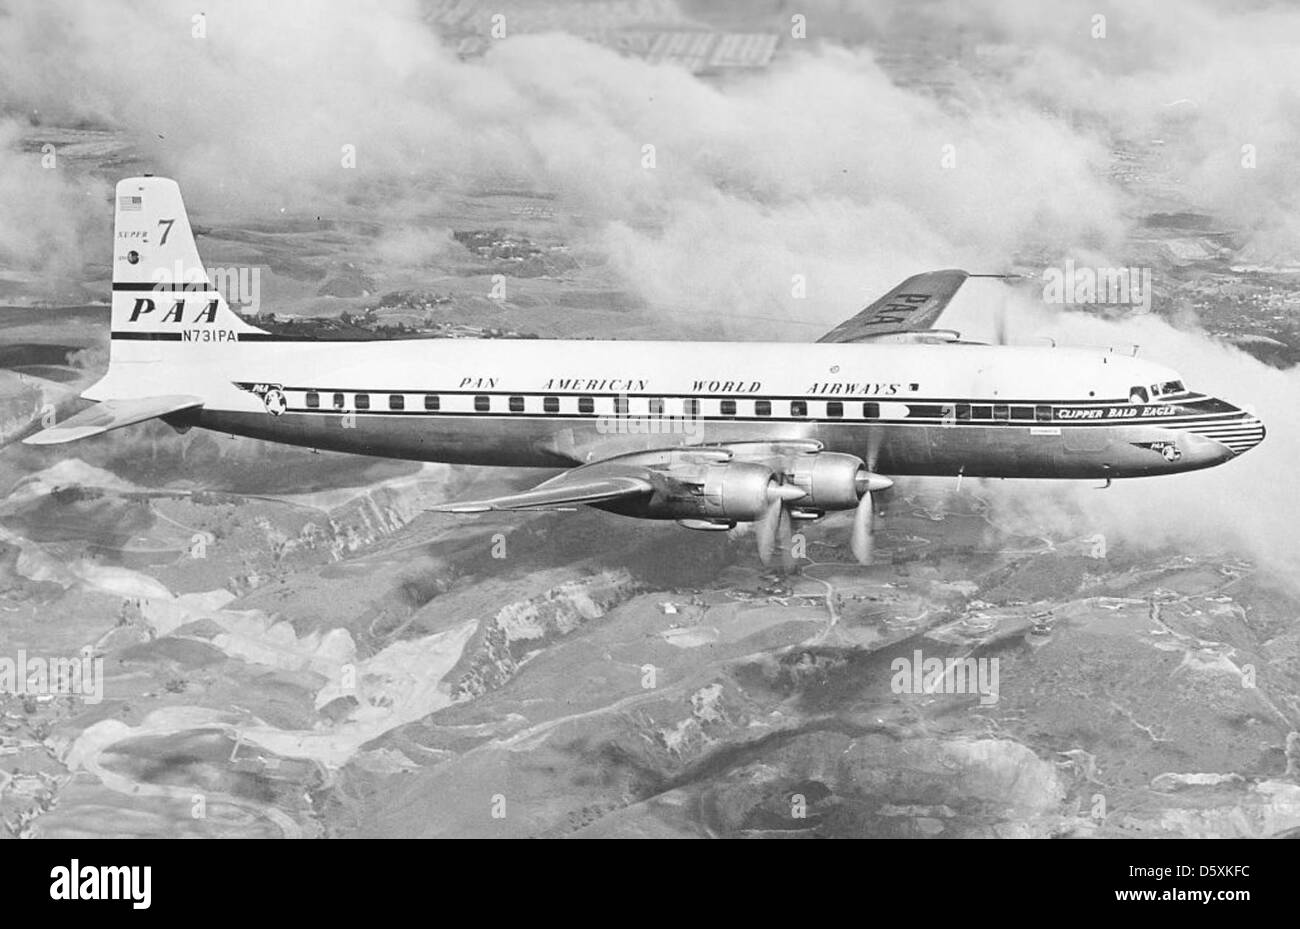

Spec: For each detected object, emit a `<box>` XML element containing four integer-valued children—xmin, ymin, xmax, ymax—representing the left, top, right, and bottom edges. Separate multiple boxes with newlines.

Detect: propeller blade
<box><xmin>849</xmin><ymin>469</ymin><xmax>892</xmax><ymax>565</ymax></box>
<box><xmin>865</xmin><ymin>425</ymin><xmax>881</xmax><ymax>474</ymax></box>
<box><xmin>776</xmin><ymin>501</ymin><xmax>795</xmax><ymax>571</ymax></box>
<box><xmin>755</xmin><ymin>494</ymin><xmax>783</xmax><ymax>566</ymax></box>
<box><xmin>851</xmin><ymin>491</ymin><xmax>873</xmax><ymax>565</ymax></box>
<box><xmin>756</xmin><ymin>479</ymin><xmax>803</xmax><ymax>569</ymax></box>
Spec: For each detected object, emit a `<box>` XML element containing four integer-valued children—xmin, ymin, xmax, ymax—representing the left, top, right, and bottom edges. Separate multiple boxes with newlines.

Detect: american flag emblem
<box><xmin>118</xmin><ymin>195</ymin><xmax>142</xmax><ymax>212</ymax></box>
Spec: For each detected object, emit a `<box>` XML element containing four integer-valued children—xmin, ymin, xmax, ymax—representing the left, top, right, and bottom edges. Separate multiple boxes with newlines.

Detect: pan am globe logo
<box><xmin>233</xmin><ymin>382</ymin><xmax>287</xmax><ymax>416</ymax></box>
<box><xmin>262</xmin><ymin>387</ymin><xmax>287</xmax><ymax>416</ymax></box>
<box><xmin>891</xmin><ymin>650</ymin><xmax>999</xmax><ymax>706</ymax></box>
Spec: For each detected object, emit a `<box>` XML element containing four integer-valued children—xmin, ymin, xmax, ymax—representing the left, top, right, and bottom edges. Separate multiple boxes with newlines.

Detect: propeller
<box><xmin>850</xmin><ymin>468</ymin><xmax>893</xmax><ymax>565</ymax></box>
<box><xmin>756</xmin><ymin>479</ymin><xmax>804</xmax><ymax>571</ymax></box>
<box><xmin>754</xmin><ymin>466</ymin><xmax>893</xmax><ymax>569</ymax></box>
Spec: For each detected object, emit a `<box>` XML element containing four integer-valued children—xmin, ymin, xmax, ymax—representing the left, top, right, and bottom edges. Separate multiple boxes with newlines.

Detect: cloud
<box><xmin>0</xmin><ymin>0</ymin><xmax>1124</xmax><ymax>301</ymax></box>
<box><xmin>0</xmin><ymin>120</ymin><xmax>111</xmax><ymax>287</ymax></box>
<box><xmin>0</xmin><ymin>0</ymin><xmax>1295</xmax><ymax>571</ymax></box>
<box><xmin>940</xmin><ymin>280</ymin><xmax>1300</xmax><ymax>578</ymax></box>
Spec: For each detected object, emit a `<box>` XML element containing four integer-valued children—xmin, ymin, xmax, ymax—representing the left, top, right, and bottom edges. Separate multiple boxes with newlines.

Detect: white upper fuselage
<box><xmin>93</xmin><ymin>338</ymin><xmax>1179</xmax><ymax>408</ymax></box>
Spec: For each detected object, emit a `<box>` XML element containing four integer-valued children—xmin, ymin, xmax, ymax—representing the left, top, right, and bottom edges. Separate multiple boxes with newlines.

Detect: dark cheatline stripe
<box><xmin>1182</xmin><ymin>423</ymin><xmax>1263</xmax><ymax>436</ymax></box>
<box><xmin>1181</xmin><ymin>416</ymin><xmax>1265</xmax><ymax>452</ymax></box>
<box><xmin>110</xmin><ymin>332</ymin><xmax>393</xmax><ymax>343</ymax></box>
<box><xmin>111</xmin><ymin>332</ymin><xmax>184</xmax><ymax>341</ymax></box>
<box><xmin>112</xmin><ymin>283</ymin><xmax>220</xmax><ymax>292</ymax></box>
<box><xmin>1198</xmin><ymin>435</ymin><xmax>1263</xmax><ymax>443</ymax></box>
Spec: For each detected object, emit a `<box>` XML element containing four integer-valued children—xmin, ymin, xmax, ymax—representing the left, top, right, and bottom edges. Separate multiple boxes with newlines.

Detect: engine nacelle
<box><xmin>695</xmin><ymin>460</ymin><xmax>779</xmax><ymax>521</ymax></box>
<box><xmin>788</xmin><ymin>452</ymin><xmax>867</xmax><ymax>511</ymax></box>
<box><xmin>637</xmin><ymin>460</ymin><xmax>779</xmax><ymax>522</ymax></box>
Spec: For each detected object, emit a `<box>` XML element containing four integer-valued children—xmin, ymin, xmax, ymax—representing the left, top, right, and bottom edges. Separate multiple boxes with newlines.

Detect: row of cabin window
<box><xmin>301</xmin><ymin>393</ymin><xmax>1054</xmax><ymax>422</ymax></box>
<box><xmin>304</xmin><ymin>393</ymin><xmax>869</xmax><ymax>417</ymax></box>
<box><xmin>954</xmin><ymin>403</ymin><xmax>1054</xmax><ymax>423</ymax></box>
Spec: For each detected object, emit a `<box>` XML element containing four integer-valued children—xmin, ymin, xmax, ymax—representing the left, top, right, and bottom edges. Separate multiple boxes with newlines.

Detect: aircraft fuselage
<box><xmin>92</xmin><ymin>336</ymin><xmax>1265</xmax><ymax>479</ymax></box>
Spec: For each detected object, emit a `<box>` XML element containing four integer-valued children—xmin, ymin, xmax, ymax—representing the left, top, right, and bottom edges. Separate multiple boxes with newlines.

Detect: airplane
<box><xmin>21</xmin><ymin>176</ymin><xmax>1266</xmax><ymax>568</ymax></box>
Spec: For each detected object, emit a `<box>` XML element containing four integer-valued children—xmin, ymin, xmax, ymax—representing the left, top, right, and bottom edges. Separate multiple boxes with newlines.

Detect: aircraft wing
<box><xmin>22</xmin><ymin>395</ymin><xmax>204</xmax><ymax>445</ymax></box>
<box><xmin>817</xmin><ymin>269</ymin><xmax>969</xmax><ymax>343</ymax></box>
<box><xmin>429</xmin><ymin>442</ymin><xmax>818</xmax><ymax>515</ymax></box>
<box><xmin>429</xmin><ymin>470</ymin><xmax>653</xmax><ymax>513</ymax></box>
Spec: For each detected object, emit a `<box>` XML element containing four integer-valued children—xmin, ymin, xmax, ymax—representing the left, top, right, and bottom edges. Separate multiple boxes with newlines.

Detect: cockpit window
<box><xmin>1146</xmin><ymin>380</ymin><xmax>1186</xmax><ymax>400</ymax></box>
<box><xmin>1129</xmin><ymin>386</ymin><xmax>1149</xmax><ymax>404</ymax></box>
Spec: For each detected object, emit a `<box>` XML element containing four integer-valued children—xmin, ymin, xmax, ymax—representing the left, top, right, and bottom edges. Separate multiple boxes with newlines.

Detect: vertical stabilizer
<box><xmin>110</xmin><ymin>177</ymin><xmax>266</xmax><ymax>346</ymax></box>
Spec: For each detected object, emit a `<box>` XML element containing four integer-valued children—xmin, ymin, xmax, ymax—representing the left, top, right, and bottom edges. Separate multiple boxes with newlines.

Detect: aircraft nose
<box><xmin>1182</xmin><ymin>403</ymin><xmax>1266</xmax><ymax>457</ymax></box>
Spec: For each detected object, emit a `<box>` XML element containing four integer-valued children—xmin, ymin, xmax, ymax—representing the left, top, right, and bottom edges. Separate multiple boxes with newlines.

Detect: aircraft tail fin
<box><xmin>109</xmin><ymin>177</ymin><xmax>267</xmax><ymax>348</ymax></box>
<box><xmin>33</xmin><ymin>177</ymin><xmax>270</xmax><ymax>441</ymax></box>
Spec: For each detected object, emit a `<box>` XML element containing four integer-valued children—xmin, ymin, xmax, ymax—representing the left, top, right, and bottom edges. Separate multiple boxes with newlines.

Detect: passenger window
<box><xmin>1011</xmin><ymin>406</ymin><xmax>1033</xmax><ymax>421</ymax></box>
<box><xmin>683</xmin><ymin>398</ymin><xmax>700</xmax><ymax>417</ymax></box>
<box><xmin>863</xmin><ymin>402</ymin><xmax>880</xmax><ymax>419</ymax></box>
<box><xmin>424</xmin><ymin>394</ymin><xmax>440</xmax><ymax>411</ymax></box>
<box><xmin>543</xmin><ymin>396</ymin><xmax>560</xmax><ymax>414</ymax></box>
<box><xmin>1035</xmin><ymin>405</ymin><xmax>1052</xmax><ymax>422</ymax></box>
<box><xmin>1130</xmin><ymin>386</ymin><xmax>1149</xmax><ymax>404</ymax></box>
<box><xmin>332</xmin><ymin>393</ymin><xmax>345</xmax><ymax>410</ymax></box>
<box><xmin>474</xmin><ymin>395</ymin><xmax>490</xmax><ymax>412</ymax></box>
<box><xmin>509</xmin><ymin>396</ymin><xmax>525</xmax><ymax>413</ymax></box>
<box><xmin>648</xmin><ymin>398</ymin><xmax>664</xmax><ymax>415</ymax></box>
<box><xmin>826</xmin><ymin>401</ymin><xmax>843</xmax><ymax>418</ymax></box>
<box><xmin>720</xmin><ymin>399</ymin><xmax>737</xmax><ymax>416</ymax></box>
<box><xmin>389</xmin><ymin>394</ymin><xmax>405</xmax><ymax>411</ymax></box>
<box><xmin>306</xmin><ymin>391</ymin><xmax>320</xmax><ymax>409</ymax></box>
<box><xmin>992</xmin><ymin>404</ymin><xmax>1009</xmax><ymax>421</ymax></box>
<box><xmin>355</xmin><ymin>393</ymin><xmax>370</xmax><ymax>411</ymax></box>
<box><xmin>791</xmin><ymin>400</ymin><xmax>807</xmax><ymax>417</ymax></box>
<box><xmin>578</xmin><ymin>396</ymin><xmax>595</xmax><ymax>414</ymax></box>
<box><xmin>956</xmin><ymin>403</ymin><xmax>971</xmax><ymax>422</ymax></box>
<box><xmin>613</xmin><ymin>396</ymin><xmax>628</xmax><ymax>415</ymax></box>
<box><xmin>755</xmin><ymin>399</ymin><xmax>772</xmax><ymax>417</ymax></box>
<box><xmin>972</xmin><ymin>405</ymin><xmax>992</xmax><ymax>419</ymax></box>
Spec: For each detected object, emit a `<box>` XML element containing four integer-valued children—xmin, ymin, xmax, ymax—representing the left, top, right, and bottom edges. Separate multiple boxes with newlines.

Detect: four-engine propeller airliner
<box><xmin>23</xmin><ymin>177</ymin><xmax>1266</xmax><ymax>566</ymax></box>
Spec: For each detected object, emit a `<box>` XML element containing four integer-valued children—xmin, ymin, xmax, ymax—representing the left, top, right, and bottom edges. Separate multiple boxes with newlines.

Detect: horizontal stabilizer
<box><xmin>23</xmin><ymin>395</ymin><xmax>203</xmax><ymax>445</ymax></box>
<box><xmin>430</xmin><ymin>473</ymin><xmax>652</xmax><ymax>513</ymax></box>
